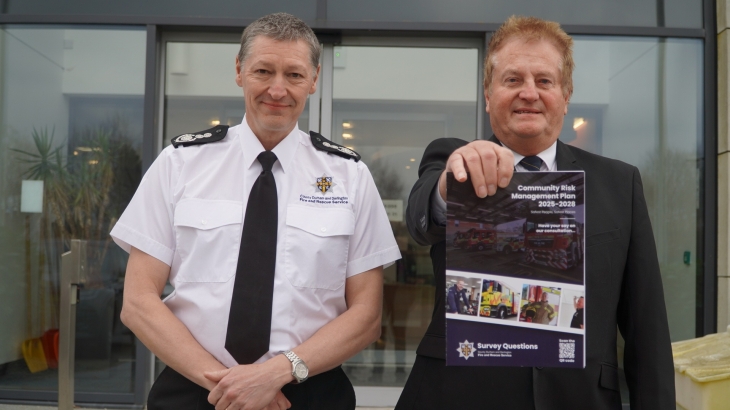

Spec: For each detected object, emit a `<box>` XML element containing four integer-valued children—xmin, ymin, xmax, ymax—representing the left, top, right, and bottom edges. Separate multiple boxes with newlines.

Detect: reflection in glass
<box><xmin>332</xmin><ymin>46</ymin><xmax>479</xmax><ymax>386</ymax></box>
<box><xmin>568</xmin><ymin>36</ymin><xmax>703</xmax><ymax>402</ymax></box>
<box><xmin>0</xmin><ymin>26</ymin><xmax>145</xmax><ymax>397</ymax></box>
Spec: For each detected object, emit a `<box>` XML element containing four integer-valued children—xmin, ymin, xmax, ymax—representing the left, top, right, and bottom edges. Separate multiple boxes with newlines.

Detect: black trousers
<box><xmin>148</xmin><ymin>365</ymin><xmax>356</xmax><ymax>410</ymax></box>
<box><xmin>395</xmin><ymin>354</ymin><xmax>536</xmax><ymax>410</ymax></box>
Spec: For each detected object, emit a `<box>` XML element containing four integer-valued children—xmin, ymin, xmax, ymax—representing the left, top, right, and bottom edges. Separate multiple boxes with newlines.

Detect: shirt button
<box><xmin>201</xmin><ymin>220</ymin><xmax>207</xmax><ymax>225</ymax></box>
<box><xmin>320</xmin><ymin>227</ymin><xmax>327</xmax><ymax>232</ymax></box>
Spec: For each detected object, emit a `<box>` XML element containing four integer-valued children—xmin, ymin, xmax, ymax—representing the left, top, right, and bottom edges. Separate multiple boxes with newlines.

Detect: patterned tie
<box><xmin>225</xmin><ymin>151</ymin><xmax>278</xmax><ymax>364</ymax></box>
<box><xmin>519</xmin><ymin>156</ymin><xmax>544</xmax><ymax>171</ymax></box>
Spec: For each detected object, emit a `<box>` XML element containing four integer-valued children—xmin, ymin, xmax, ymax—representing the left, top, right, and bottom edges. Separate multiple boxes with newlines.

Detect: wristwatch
<box><xmin>280</xmin><ymin>350</ymin><xmax>309</xmax><ymax>383</ymax></box>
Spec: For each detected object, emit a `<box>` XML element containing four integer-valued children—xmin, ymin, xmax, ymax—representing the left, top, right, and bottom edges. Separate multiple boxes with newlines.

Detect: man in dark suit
<box><xmin>396</xmin><ymin>15</ymin><xmax>674</xmax><ymax>410</ymax></box>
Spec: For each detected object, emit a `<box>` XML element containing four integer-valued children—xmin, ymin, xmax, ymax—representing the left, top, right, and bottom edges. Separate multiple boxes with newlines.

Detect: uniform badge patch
<box><xmin>171</xmin><ymin>125</ymin><xmax>229</xmax><ymax>148</ymax></box>
<box><xmin>309</xmin><ymin>131</ymin><xmax>361</xmax><ymax>162</ymax></box>
<box><xmin>313</xmin><ymin>174</ymin><xmax>336</xmax><ymax>195</ymax></box>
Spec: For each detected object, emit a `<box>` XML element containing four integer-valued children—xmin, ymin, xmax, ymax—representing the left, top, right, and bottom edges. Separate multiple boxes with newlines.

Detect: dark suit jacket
<box><xmin>404</xmin><ymin>137</ymin><xmax>675</xmax><ymax>410</ymax></box>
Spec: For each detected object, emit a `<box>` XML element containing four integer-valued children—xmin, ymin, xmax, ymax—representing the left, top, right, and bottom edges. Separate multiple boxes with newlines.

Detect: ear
<box><xmin>309</xmin><ymin>64</ymin><xmax>321</xmax><ymax>95</ymax></box>
<box><xmin>235</xmin><ymin>56</ymin><xmax>243</xmax><ymax>88</ymax></box>
<box><xmin>563</xmin><ymin>91</ymin><xmax>571</xmax><ymax>115</ymax></box>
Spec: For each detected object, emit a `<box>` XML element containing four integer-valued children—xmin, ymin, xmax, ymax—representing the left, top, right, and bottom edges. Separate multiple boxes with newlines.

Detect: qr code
<box><xmin>559</xmin><ymin>342</ymin><xmax>575</xmax><ymax>359</ymax></box>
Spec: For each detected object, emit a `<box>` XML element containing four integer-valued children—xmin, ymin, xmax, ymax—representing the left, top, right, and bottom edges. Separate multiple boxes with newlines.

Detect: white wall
<box><xmin>166</xmin><ymin>43</ymin><xmax>241</xmax><ymax>97</ymax></box>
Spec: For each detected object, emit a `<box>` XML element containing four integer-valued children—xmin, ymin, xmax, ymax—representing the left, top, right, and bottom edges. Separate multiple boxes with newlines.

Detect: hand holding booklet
<box><xmin>445</xmin><ymin>171</ymin><xmax>585</xmax><ymax>368</ymax></box>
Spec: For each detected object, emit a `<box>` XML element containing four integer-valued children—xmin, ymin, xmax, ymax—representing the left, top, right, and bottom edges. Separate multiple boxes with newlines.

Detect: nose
<box><xmin>268</xmin><ymin>74</ymin><xmax>287</xmax><ymax>100</ymax></box>
<box><xmin>518</xmin><ymin>80</ymin><xmax>539</xmax><ymax>102</ymax></box>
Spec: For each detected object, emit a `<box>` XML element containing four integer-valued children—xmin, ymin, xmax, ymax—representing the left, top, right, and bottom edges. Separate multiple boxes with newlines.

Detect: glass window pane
<box><xmin>0</xmin><ymin>26</ymin><xmax>146</xmax><ymax>396</ymax></box>
<box><xmin>332</xmin><ymin>46</ymin><xmax>479</xmax><ymax>386</ymax></box>
<box><xmin>328</xmin><ymin>0</ymin><xmax>702</xmax><ymax>29</ymax></box>
<box><xmin>3</xmin><ymin>0</ymin><xmax>317</xmax><ymax>20</ymax></box>
<box><xmin>164</xmin><ymin>41</ymin><xmax>309</xmax><ymax>148</ymax></box>
<box><xmin>569</xmin><ymin>35</ymin><xmax>703</xmax><ymax>402</ymax></box>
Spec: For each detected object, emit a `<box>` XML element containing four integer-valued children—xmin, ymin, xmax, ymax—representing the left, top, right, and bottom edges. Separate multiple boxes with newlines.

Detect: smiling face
<box><xmin>485</xmin><ymin>38</ymin><xmax>570</xmax><ymax>156</ymax></box>
<box><xmin>456</xmin><ymin>280</ymin><xmax>465</xmax><ymax>291</ymax></box>
<box><xmin>236</xmin><ymin>36</ymin><xmax>319</xmax><ymax>148</ymax></box>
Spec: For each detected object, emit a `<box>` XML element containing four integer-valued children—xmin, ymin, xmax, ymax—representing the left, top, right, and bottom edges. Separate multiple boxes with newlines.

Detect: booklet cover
<box><xmin>445</xmin><ymin>171</ymin><xmax>585</xmax><ymax>368</ymax></box>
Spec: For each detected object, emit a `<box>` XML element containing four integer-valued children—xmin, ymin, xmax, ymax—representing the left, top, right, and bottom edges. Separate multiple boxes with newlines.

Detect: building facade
<box><xmin>0</xmin><ymin>0</ymin><xmax>720</xmax><ymax>407</ymax></box>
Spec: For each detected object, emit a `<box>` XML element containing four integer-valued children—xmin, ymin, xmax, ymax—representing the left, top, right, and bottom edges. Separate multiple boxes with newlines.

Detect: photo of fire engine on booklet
<box><xmin>445</xmin><ymin>171</ymin><xmax>585</xmax><ymax>368</ymax></box>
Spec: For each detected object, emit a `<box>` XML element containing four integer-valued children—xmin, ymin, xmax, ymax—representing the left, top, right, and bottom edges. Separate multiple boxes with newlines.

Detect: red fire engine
<box><xmin>523</xmin><ymin>214</ymin><xmax>583</xmax><ymax>269</ymax></box>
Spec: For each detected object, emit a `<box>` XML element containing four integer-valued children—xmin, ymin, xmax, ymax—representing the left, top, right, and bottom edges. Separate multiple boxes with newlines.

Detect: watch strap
<box><xmin>281</xmin><ymin>350</ymin><xmax>308</xmax><ymax>383</ymax></box>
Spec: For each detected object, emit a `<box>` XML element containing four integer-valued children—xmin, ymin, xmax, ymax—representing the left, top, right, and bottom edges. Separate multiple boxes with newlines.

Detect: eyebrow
<box><xmin>248</xmin><ymin>59</ymin><xmax>309</xmax><ymax>72</ymax></box>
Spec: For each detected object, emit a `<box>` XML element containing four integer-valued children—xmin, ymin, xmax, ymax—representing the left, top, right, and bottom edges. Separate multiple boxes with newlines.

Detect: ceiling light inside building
<box><xmin>211</xmin><ymin>120</ymin><xmax>220</xmax><ymax>126</ymax></box>
<box><xmin>573</xmin><ymin>117</ymin><xmax>585</xmax><ymax>130</ymax></box>
<box><xmin>342</xmin><ymin>122</ymin><xmax>353</xmax><ymax>129</ymax></box>
<box><xmin>342</xmin><ymin>133</ymin><xmax>353</xmax><ymax>140</ymax></box>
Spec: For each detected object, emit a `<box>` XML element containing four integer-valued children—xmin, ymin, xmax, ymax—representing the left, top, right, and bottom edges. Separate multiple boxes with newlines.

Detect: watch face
<box><xmin>294</xmin><ymin>362</ymin><xmax>308</xmax><ymax>379</ymax></box>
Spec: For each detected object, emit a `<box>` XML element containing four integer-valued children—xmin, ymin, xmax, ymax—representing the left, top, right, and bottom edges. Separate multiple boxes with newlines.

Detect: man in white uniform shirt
<box><xmin>112</xmin><ymin>13</ymin><xmax>400</xmax><ymax>410</ymax></box>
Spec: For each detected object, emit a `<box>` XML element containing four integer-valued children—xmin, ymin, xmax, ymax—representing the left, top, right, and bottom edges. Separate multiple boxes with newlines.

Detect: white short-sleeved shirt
<box><xmin>111</xmin><ymin>118</ymin><xmax>401</xmax><ymax>367</ymax></box>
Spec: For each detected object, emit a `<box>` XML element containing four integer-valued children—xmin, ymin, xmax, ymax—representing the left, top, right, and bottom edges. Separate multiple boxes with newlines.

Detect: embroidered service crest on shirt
<box><xmin>313</xmin><ymin>174</ymin><xmax>336</xmax><ymax>195</ymax></box>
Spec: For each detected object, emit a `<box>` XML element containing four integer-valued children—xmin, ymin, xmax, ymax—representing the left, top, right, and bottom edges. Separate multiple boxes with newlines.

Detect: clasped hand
<box><xmin>205</xmin><ymin>362</ymin><xmax>292</xmax><ymax>410</ymax></box>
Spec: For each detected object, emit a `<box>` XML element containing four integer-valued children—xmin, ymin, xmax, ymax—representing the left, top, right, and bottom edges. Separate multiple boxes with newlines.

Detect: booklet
<box><xmin>445</xmin><ymin>171</ymin><xmax>585</xmax><ymax>368</ymax></box>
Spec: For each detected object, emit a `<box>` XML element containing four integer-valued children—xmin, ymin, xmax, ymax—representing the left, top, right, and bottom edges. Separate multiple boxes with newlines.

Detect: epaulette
<box><xmin>309</xmin><ymin>131</ymin><xmax>360</xmax><ymax>162</ymax></box>
<box><xmin>172</xmin><ymin>125</ymin><xmax>229</xmax><ymax>148</ymax></box>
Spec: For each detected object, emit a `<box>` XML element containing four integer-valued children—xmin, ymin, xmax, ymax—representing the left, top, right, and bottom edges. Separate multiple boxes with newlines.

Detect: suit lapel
<box><xmin>556</xmin><ymin>140</ymin><xmax>583</xmax><ymax>171</ymax></box>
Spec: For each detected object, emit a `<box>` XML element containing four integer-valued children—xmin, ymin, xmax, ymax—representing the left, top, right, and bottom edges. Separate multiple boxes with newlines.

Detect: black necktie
<box><xmin>519</xmin><ymin>156</ymin><xmax>543</xmax><ymax>171</ymax></box>
<box><xmin>225</xmin><ymin>151</ymin><xmax>278</xmax><ymax>364</ymax></box>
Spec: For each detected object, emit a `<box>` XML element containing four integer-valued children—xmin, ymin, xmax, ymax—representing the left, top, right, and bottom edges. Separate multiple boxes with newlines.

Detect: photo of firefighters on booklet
<box><xmin>445</xmin><ymin>171</ymin><xmax>585</xmax><ymax>368</ymax></box>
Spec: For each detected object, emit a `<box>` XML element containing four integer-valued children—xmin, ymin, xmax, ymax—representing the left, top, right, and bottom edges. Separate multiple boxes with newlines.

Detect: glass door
<box><xmin>329</xmin><ymin>40</ymin><xmax>482</xmax><ymax>406</ymax></box>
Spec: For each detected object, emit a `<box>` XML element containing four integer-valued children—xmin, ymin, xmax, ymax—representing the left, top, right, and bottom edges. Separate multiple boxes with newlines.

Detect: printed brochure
<box><xmin>445</xmin><ymin>171</ymin><xmax>585</xmax><ymax>368</ymax></box>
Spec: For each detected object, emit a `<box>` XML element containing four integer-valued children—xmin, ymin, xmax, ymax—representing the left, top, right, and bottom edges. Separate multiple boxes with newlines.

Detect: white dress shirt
<box><xmin>111</xmin><ymin>117</ymin><xmax>401</xmax><ymax>367</ymax></box>
<box><xmin>431</xmin><ymin>140</ymin><xmax>558</xmax><ymax>225</ymax></box>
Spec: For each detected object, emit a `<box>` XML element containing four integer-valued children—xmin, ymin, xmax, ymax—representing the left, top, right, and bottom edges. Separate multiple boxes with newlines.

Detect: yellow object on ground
<box><xmin>673</xmin><ymin>325</ymin><xmax>730</xmax><ymax>410</ymax></box>
<box><xmin>22</xmin><ymin>337</ymin><xmax>48</xmax><ymax>373</ymax></box>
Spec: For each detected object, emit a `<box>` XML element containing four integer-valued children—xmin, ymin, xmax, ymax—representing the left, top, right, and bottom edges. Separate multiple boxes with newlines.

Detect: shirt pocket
<box><xmin>284</xmin><ymin>205</ymin><xmax>355</xmax><ymax>290</ymax></box>
<box><xmin>173</xmin><ymin>199</ymin><xmax>242</xmax><ymax>282</ymax></box>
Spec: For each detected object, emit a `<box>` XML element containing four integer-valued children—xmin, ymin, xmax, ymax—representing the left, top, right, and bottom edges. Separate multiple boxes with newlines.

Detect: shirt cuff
<box><xmin>110</xmin><ymin>222</ymin><xmax>174</xmax><ymax>266</ymax></box>
<box><xmin>431</xmin><ymin>183</ymin><xmax>447</xmax><ymax>226</ymax></box>
<box><xmin>346</xmin><ymin>245</ymin><xmax>402</xmax><ymax>277</ymax></box>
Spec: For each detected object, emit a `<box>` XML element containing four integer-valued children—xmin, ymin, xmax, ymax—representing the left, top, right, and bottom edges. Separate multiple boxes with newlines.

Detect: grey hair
<box><xmin>238</xmin><ymin>13</ymin><xmax>321</xmax><ymax>75</ymax></box>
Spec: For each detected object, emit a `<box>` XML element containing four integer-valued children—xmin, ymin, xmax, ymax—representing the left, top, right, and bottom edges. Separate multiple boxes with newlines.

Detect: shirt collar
<box><xmin>508</xmin><ymin>140</ymin><xmax>558</xmax><ymax>171</ymax></box>
<box><xmin>239</xmin><ymin>115</ymin><xmax>299</xmax><ymax>174</ymax></box>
